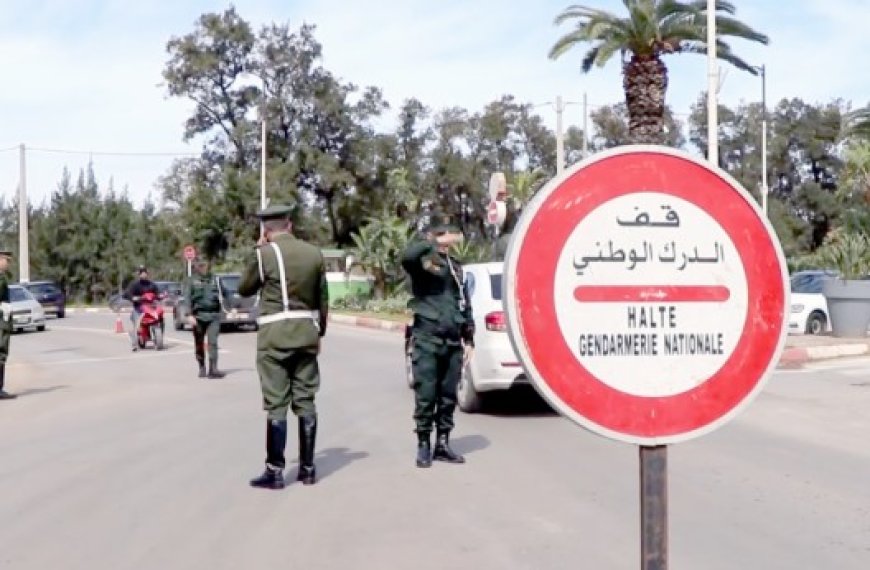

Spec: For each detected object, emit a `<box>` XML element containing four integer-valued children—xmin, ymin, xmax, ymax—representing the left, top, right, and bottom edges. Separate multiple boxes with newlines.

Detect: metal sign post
<box><xmin>640</xmin><ymin>446</ymin><xmax>667</xmax><ymax>569</ymax></box>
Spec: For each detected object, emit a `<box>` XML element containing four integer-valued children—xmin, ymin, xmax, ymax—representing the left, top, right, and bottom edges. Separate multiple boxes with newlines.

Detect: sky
<box><xmin>1</xmin><ymin>0</ymin><xmax>869</xmax><ymax>208</ymax></box>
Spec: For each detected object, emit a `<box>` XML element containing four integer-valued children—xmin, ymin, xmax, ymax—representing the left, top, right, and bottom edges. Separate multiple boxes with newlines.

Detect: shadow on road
<box><xmin>479</xmin><ymin>385</ymin><xmax>557</xmax><ymax>418</ymax></box>
<box><xmin>449</xmin><ymin>434</ymin><xmax>490</xmax><ymax>456</ymax></box>
<box><xmin>307</xmin><ymin>447</ymin><xmax>369</xmax><ymax>481</ymax></box>
<box><xmin>13</xmin><ymin>385</ymin><xmax>69</xmax><ymax>398</ymax></box>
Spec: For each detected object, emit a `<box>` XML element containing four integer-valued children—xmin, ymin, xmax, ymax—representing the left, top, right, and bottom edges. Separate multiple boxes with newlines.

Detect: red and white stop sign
<box><xmin>487</xmin><ymin>200</ymin><xmax>506</xmax><ymax>226</ymax></box>
<box><xmin>183</xmin><ymin>245</ymin><xmax>196</xmax><ymax>261</ymax></box>
<box><xmin>504</xmin><ymin>146</ymin><xmax>788</xmax><ymax>445</ymax></box>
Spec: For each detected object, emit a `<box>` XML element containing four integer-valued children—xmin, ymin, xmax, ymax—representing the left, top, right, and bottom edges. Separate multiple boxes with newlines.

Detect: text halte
<box><xmin>578</xmin><ymin>332</ymin><xmax>725</xmax><ymax>357</ymax></box>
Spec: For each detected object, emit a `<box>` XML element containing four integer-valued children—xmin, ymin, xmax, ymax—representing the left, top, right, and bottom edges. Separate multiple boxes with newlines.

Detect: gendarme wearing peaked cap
<box><xmin>0</xmin><ymin>248</ymin><xmax>13</xmax><ymax>258</ymax></box>
<box><xmin>425</xmin><ymin>212</ymin><xmax>461</xmax><ymax>235</ymax></box>
<box><xmin>256</xmin><ymin>204</ymin><xmax>294</xmax><ymax>221</ymax></box>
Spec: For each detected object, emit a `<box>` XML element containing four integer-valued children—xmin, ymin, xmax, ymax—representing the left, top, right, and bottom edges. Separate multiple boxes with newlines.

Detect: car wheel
<box><xmin>457</xmin><ymin>364</ymin><xmax>483</xmax><ymax>413</ymax></box>
<box><xmin>37</xmin><ymin>324</ymin><xmax>46</xmax><ymax>332</ymax></box>
<box><xmin>806</xmin><ymin>311</ymin><xmax>827</xmax><ymax>335</ymax></box>
<box><xmin>57</xmin><ymin>310</ymin><xmax>65</xmax><ymax>319</ymax></box>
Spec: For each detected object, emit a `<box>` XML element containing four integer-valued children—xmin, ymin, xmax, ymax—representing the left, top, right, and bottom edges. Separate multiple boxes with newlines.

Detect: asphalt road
<box><xmin>0</xmin><ymin>313</ymin><xmax>868</xmax><ymax>569</ymax></box>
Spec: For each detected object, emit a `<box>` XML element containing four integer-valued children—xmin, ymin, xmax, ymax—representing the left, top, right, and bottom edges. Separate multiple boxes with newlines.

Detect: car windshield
<box><xmin>28</xmin><ymin>284</ymin><xmax>58</xmax><ymax>295</ymax></box>
<box><xmin>790</xmin><ymin>273</ymin><xmax>830</xmax><ymax>294</ymax></box>
<box><xmin>490</xmin><ymin>274</ymin><xmax>503</xmax><ymax>301</ymax></box>
<box><xmin>9</xmin><ymin>287</ymin><xmax>30</xmax><ymax>302</ymax></box>
<box><xmin>219</xmin><ymin>275</ymin><xmax>240</xmax><ymax>293</ymax></box>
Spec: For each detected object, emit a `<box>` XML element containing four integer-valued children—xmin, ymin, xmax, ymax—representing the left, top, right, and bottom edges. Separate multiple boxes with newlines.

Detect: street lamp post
<box><xmin>706</xmin><ymin>0</ymin><xmax>719</xmax><ymax>166</ymax></box>
<box><xmin>758</xmin><ymin>65</ymin><xmax>769</xmax><ymax>216</ymax></box>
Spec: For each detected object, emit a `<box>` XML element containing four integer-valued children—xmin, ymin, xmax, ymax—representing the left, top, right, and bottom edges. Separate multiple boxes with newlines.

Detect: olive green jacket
<box><xmin>401</xmin><ymin>238</ymin><xmax>475</xmax><ymax>345</ymax></box>
<box><xmin>184</xmin><ymin>272</ymin><xmax>221</xmax><ymax>316</ymax></box>
<box><xmin>239</xmin><ymin>233</ymin><xmax>329</xmax><ymax>349</ymax></box>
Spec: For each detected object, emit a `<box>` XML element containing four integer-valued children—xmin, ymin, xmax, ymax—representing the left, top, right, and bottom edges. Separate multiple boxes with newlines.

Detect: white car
<box><xmin>8</xmin><ymin>284</ymin><xmax>47</xmax><ymax>333</ymax></box>
<box><xmin>404</xmin><ymin>261</ymin><xmax>527</xmax><ymax>412</ymax></box>
<box><xmin>788</xmin><ymin>270</ymin><xmax>835</xmax><ymax>335</ymax></box>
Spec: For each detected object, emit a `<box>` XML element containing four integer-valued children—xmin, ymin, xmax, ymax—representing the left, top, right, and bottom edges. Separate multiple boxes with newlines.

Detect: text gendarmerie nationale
<box><xmin>578</xmin><ymin>306</ymin><xmax>724</xmax><ymax>357</ymax></box>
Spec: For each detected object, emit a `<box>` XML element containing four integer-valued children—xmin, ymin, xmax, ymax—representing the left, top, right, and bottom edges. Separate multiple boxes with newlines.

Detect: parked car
<box><xmin>21</xmin><ymin>280</ymin><xmax>65</xmax><ymax>318</ymax></box>
<box><xmin>404</xmin><ymin>261</ymin><xmax>526</xmax><ymax>412</ymax></box>
<box><xmin>8</xmin><ymin>285</ymin><xmax>47</xmax><ymax>332</ymax></box>
<box><xmin>173</xmin><ymin>273</ymin><xmax>259</xmax><ymax>331</ymax></box>
<box><xmin>154</xmin><ymin>281</ymin><xmax>182</xmax><ymax>307</ymax></box>
<box><xmin>789</xmin><ymin>270</ymin><xmax>836</xmax><ymax>335</ymax></box>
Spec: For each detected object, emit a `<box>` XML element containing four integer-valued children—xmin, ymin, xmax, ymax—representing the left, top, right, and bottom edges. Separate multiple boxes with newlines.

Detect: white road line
<box><xmin>18</xmin><ymin>350</ymin><xmax>192</xmax><ymax>368</ymax></box>
<box><xmin>48</xmin><ymin>325</ymin><xmax>204</xmax><ymax>349</ymax></box>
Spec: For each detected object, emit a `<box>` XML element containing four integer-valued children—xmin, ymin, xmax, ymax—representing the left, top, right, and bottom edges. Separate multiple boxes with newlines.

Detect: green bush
<box><xmin>330</xmin><ymin>291</ymin><xmax>410</xmax><ymax>315</ymax></box>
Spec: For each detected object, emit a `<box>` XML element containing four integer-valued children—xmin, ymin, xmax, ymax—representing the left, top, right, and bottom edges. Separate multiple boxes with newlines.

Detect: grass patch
<box><xmin>334</xmin><ymin>310</ymin><xmax>410</xmax><ymax>323</ymax></box>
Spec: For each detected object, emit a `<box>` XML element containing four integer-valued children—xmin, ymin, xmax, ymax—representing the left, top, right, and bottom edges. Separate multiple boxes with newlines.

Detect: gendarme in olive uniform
<box><xmin>0</xmin><ymin>248</ymin><xmax>16</xmax><ymax>400</ymax></box>
<box><xmin>184</xmin><ymin>258</ymin><xmax>225</xmax><ymax>379</ymax></box>
<box><xmin>401</xmin><ymin>214</ymin><xmax>474</xmax><ymax>467</ymax></box>
<box><xmin>239</xmin><ymin>204</ymin><xmax>329</xmax><ymax>489</ymax></box>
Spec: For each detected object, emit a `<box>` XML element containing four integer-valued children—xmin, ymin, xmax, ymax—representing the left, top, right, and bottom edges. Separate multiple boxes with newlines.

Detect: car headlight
<box><xmin>791</xmin><ymin>304</ymin><xmax>805</xmax><ymax>313</ymax></box>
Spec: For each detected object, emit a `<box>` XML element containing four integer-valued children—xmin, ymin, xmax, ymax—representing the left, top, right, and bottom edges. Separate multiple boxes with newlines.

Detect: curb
<box><xmin>329</xmin><ymin>313</ymin><xmax>406</xmax><ymax>333</ymax></box>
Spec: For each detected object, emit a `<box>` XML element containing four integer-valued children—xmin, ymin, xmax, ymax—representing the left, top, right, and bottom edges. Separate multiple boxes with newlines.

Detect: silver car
<box><xmin>8</xmin><ymin>285</ymin><xmax>47</xmax><ymax>332</ymax></box>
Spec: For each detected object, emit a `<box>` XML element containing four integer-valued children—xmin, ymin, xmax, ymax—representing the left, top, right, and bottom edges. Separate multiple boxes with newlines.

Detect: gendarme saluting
<box><xmin>238</xmin><ymin>204</ymin><xmax>329</xmax><ymax>490</ymax></box>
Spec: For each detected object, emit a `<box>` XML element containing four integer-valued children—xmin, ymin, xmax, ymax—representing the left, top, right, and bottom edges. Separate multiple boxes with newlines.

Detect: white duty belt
<box><xmin>256</xmin><ymin>242</ymin><xmax>320</xmax><ymax>331</ymax></box>
<box><xmin>0</xmin><ymin>302</ymin><xmax>11</xmax><ymax>322</ymax></box>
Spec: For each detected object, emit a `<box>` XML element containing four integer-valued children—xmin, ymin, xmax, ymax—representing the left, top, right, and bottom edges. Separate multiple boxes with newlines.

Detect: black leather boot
<box><xmin>197</xmin><ymin>357</ymin><xmax>206</xmax><ymax>378</ymax></box>
<box><xmin>297</xmin><ymin>415</ymin><xmax>317</xmax><ymax>485</ymax></box>
<box><xmin>433</xmin><ymin>432</ymin><xmax>465</xmax><ymax>464</ymax></box>
<box><xmin>250</xmin><ymin>419</ymin><xmax>287</xmax><ymax>489</ymax></box>
<box><xmin>207</xmin><ymin>358</ymin><xmax>225</xmax><ymax>379</ymax></box>
<box><xmin>0</xmin><ymin>365</ymin><xmax>15</xmax><ymax>400</ymax></box>
<box><xmin>416</xmin><ymin>432</ymin><xmax>432</xmax><ymax>468</ymax></box>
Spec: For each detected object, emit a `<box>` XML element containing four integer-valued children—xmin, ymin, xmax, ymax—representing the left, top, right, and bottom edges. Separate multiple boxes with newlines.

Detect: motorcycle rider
<box><xmin>123</xmin><ymin>265</ymin><xmax>160</xmax><ymax>351</ymax></box>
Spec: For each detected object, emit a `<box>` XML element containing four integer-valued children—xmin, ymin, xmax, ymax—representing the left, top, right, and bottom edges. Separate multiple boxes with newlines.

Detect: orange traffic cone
<box><xmin>114</xmin><ymin>315</ymin><xmax>124</xmax><ymax>334</ymax></box>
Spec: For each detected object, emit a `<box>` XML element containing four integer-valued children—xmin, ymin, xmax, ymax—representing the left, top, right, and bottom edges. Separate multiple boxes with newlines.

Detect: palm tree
<box><xmin>549</xmin><ymin>1</ymin><xmax>769</xmax><ymax>143</ymax></box>
<box><xmin>842</xmin><ymin>106</ymin><xmax>870</xmax><ymax>141</ymax></box>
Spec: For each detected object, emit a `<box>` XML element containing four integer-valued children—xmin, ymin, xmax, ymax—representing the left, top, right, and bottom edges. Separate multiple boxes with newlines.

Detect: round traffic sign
<box><xmin>504</xmin><ymin>146</ymin><xmax>788</xmax><ymax>445</ymax></box>
<box><xmin>183</xmin><ymin>245</ymin><xmax>196</xmax><ymax>261</ymax></box>
<box><xmin>486</xmin><ymin>200</ymin><xmax>506</xmax><ymax>226</ymax></box>
<box><xmin>488</xmin><ymin>172</ymin><xmax>506</xmax><ymax>201</ymax></box>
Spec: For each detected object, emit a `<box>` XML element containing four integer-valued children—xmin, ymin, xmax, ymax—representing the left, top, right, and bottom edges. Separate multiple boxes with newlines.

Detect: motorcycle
<box><xmin>134</xmin><ymin>291</ymin><xmax>166</xmax><ymax>350</ymax></box>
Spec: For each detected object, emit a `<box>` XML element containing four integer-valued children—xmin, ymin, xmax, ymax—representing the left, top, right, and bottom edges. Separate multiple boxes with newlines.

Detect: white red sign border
<box><xmin>183</xmin><ymin>245</ymin><xmax>197</xmax><ymax>261</ymax></box>
<box><xmin>503</xmin><ymin>145</ymin><xmax>790</xmax><ymax>446</ymax></box>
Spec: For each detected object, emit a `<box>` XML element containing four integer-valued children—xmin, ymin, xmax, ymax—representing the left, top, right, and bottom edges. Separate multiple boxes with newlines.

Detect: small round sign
<box><xmin>486</xmin><ymin>201</ymin><xmax>506</xmax><ymax>226</ymax></box>
<box><xmin>488</xmin><ymin>172</ymin><xmax>506</xmax><ymax>201</ymax></box>
<box><xmin>183</xmin><ymin>245</ymin><xmax>196</xmax><ymax>261</ymax></box>
<box><xmin>504</xmin><ymin>146</ymin><xmax>788</xmax><ymax>445</ymax></box>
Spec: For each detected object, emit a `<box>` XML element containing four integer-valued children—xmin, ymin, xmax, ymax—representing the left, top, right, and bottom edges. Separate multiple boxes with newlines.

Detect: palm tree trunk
<box><xmin>623</xmin><ymin>55</ymin><xmax>668</xmax><ymax>144</ymax></box>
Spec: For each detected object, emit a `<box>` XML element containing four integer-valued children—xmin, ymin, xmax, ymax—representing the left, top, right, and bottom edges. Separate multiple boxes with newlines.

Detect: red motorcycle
<box><xmin>135</xmin><ymin>291</ymin><xmax>166</xmax><ymax>350</ymax></box>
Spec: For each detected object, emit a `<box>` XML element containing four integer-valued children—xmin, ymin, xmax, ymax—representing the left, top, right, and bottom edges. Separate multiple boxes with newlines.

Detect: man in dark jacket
<box><xmin>0</xmin><ymin>248</ymin><xmax>16</xmax><ymax>400</ymax></box>
<box><xmin>401</xmin><ymin>213</ymin><xmax>475</xmax><ymax>468</ymax></box>
<box><xmin>123</xmin><ymin>265</ymin><xmax>159</xmax><ymax>351</ymax></box>
<box><xmin>184</xmin><ymin>258</ymin><xmax>225</xmax><ymax>379</ymax></box>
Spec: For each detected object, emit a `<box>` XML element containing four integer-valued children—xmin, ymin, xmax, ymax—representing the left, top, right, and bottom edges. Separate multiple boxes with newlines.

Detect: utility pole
<box><xmin>556</xmin><ymin>95</ymin><xmax>565</xmax><ymax>175</ymax></box>
<box><xmin>759</xmin><ymin>64</ymin><xmax>768</xmax><ymax>216</ymax></box>
<box><xmin>582</xmin><ymin>92</ymin><xmax>589</xmax><ymax>158</ymax></box>
<box><xmin>260</xmin><ymin>99</ymin><xmax>267</xmax><ymax>210</ymax></box>
<box><xmin>18</xmin><ymin>144</ymin><xmax>29</xmax><ymax>283</ymax></box>
<box><xmin>706</xmin><ymin>0</ymin><xmax>719</xmax><ymax>166</ymax></box>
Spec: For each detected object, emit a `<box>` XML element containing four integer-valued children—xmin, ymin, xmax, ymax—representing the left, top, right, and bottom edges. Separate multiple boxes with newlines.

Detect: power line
<box><xmin>0</xmin><ymin>145</ymin><xmax>18</xmax><ymax>153</ymax></box>
<box><xmin>25</xmin><ymin>146</ymin><xmax>199</xmax><ymax>157</ymax></box>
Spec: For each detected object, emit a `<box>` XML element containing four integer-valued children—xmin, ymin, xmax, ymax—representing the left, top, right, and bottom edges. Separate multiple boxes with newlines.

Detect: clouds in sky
<box><xmin>1</xmin><ymin>0</ymin><xmax>867</xmax><ymax>206</ymax></box>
